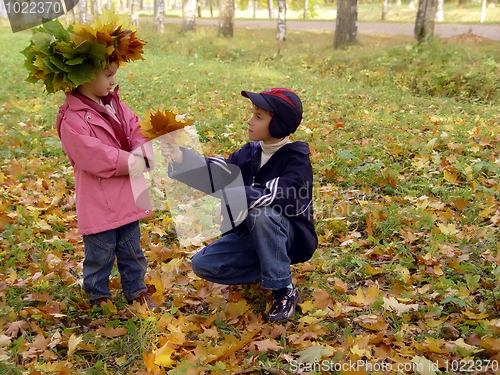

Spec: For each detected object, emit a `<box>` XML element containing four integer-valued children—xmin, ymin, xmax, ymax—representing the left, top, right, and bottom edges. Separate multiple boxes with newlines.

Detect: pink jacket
<box><xmin>56</xmin><ymin>91</ymin><xmax>153</xmax><ymax>235</ymax></box>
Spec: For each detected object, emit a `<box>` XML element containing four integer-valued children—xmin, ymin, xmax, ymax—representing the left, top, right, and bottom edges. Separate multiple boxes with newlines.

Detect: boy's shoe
<box><xmin>265</xmin><ymin>286</ymin><xmax>303</xmax><ymax>323</ymax></box>
<box><xmin>90</xmin><ymin>297</ymin><xmax>111</xmax><ymax>308</ymax></box>
<box><xmin>128</xmin><ymin>291</ymin><xmax>161</xmax><ymax>313</ymax></box>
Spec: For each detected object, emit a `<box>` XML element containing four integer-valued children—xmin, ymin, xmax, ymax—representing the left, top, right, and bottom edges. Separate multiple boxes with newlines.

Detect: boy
<box><xmin>22</xmin><ymin>16</ymin><xmax>160</xmax><ymax>312</ymax></box>
<box><xmin>162</xmin><ymin>88</ymin><xmax>317</xmax><ymax>322</ymax></box>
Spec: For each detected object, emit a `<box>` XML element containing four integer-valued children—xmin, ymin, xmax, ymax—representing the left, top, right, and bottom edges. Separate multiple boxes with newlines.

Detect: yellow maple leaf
<box><xmin>154</xmin><ymin>343</ymin><xmax>176</xmax><ymax>367</ymax></box>
<box><xmin>68</xmin><ymin>333</ymin><xmax>83</xmax><ymax>358</ymax></box>
<box><xmin>139</xmin><ymin>109</ymin><xmax>194</xmax><ymax>141</ymax></box>
<box><xmin>436</xmin><ymin>222</ymin><xmax>459</xmax><ymax>235</ymax></box>
<box><xmin>227</xmin><ymin>300</ymin><xmax>249</xmax><ymax>319</ymax></box>
<box><xmin>349</xmin><ymin>285</ymin><xmax>380</xmax><ymax>307</ymax></box>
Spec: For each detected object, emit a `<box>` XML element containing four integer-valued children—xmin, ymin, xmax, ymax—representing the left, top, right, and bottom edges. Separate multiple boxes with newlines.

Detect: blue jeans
<box><xmin>82</xmin><ymin>221</ymin><xmax>147</xmax><ymax>302</ymax></box>
<box><xmin>191</xmin><ymin>206</ymin><xmax>294</xmax><ymax>290</ymax></box>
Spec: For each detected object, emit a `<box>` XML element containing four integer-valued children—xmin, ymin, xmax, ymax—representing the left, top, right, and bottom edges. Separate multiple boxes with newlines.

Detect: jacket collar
<box><xmin>64</xmin><ymin>86</ymin><xmax>121</xmax><ymax>112</ymax></box>
<box><xmin>251</xmin><ymin>140</ymin><xmax>310</xmax><ymax>155</ymax></box>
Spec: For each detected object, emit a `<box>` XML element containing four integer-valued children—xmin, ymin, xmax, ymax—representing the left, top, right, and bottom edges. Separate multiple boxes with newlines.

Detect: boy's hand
<box><xmin>129</xmin><ymin>155</ymin><xmax>146</xmax><ymax>179</ymax></box>
<box><xmin>214</xmin><ymin>203</ymin><xmax>222</xmax><ymax>225</ymax></box>
<box><xmin>161</xmin><ymin>142</ymin><xmax>183</xmax><ymax>164</ymax></box>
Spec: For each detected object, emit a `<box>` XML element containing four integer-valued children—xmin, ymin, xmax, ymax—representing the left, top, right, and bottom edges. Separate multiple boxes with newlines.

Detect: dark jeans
<box><xmin>82</xmin><ymin>221</ymin><xmax>147</xmax><ymax>302</ymax></box>
<box><xmin>191</xmin><ymin>206</ymin><xmax>294</xmax><ymax>290</ymax></box>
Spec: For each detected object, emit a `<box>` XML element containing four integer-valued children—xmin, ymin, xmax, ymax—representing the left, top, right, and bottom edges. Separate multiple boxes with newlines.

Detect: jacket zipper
<box><xmin>98</xmin><ymin>177</ymin><xmax>111</xmax><ymax>210</ymax></box>
<box><xmin>251</xmin><ymin>145</ymin><xmax>262</xmax><ymax>187</ymax></box>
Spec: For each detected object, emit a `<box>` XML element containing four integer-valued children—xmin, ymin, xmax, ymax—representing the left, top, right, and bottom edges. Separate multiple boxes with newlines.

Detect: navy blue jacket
<box><xmin>169</xmin><ymin>141</ymin><xmax>318</xmax><ymax>264</ymax></box>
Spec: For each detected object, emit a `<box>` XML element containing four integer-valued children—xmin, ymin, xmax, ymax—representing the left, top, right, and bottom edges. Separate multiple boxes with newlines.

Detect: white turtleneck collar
<box><xmin>259</xmin><ymin>136</ymin><xmax>292</xmax><ymax>168</ymax></box>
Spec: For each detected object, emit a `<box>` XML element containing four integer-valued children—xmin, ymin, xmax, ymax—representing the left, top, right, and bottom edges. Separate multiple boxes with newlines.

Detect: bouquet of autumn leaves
<box><xmin>139</xmin><ymin>110</ymin><xmax>194</xmax><ymax>163</ymax></box>
<box><xmin>21</xmin><ymin>10</ymin><xmax>146</xmax><ymax>94</ymax></box>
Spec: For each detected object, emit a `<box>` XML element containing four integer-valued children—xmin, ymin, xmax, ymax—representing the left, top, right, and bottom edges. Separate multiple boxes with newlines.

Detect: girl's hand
<box><xmin>161</xmin><ymin>142</ymin><xmax>183</xmax><ymax>164</ymax></box>
<box><xmin>130</xmin><ymin>155</ymin><xmax>146</xmax><ymax>179</ymax></box>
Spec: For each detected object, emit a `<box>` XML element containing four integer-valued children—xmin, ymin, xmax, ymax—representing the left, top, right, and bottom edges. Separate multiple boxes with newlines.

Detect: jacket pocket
<box><xmin>98</xmin><ymin>177</ymin><xmax>111</xmax><ymax>211</ymax></box>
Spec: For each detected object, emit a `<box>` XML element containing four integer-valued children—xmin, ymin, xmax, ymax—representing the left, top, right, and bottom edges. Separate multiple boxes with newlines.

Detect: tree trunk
<box><xmin>458</xmin><ymin>0</ymin><xmax>466</xmax><ymax>7</ymax></box>
<box><xmin>268</xmin><ymin>0</ymin><xmax>274</xmax><ymax>18</ymax></box>
<box><xmin>90</xmin><ymin>0</ymin><xmax>99</xmax><ymax>15</ymax></box>
<box><xmin>409</xmin><ymin>0</ymin><xmax>416</xmax><ymax>9</ymax></box>
<box><xmin>182</xmin><ymin>0</ymin><xmax>196</xmax><ymax>31</ymax></box>
<box><xmin>197</xmin><ymin>0</ymin><xmax>202</xmax><ymax>17</ymax></box>
<box><xmin>303</xmin><ymin>0</ymin><xmax>309</xmax><ymax>18</ymax></box>
<box><xmin>0</xmin><ymin>0</ymin><xmax>6</xmax><ymax>18</ymax></box>
<box><xmin>276</xmin><ymin>0</ymin><xmax>286</xmax><ymax>41</ymax></box>
<box><xmin>218</xmin><ymin>0</ymin><xmax>234</xmax><ymax>36</ymax></box>
<box><xmin>382</xmin><ymin>0</ymin><xmax>388</xmax><ymax>19</ymax></box>
<box><xmin>210</xmin><ymin>0</ymin><xmax>213</xmax><ymax>17</ymax></box>
<box><xmin>79</xmin><ymin>0</ymin><xmax>88</xmax><ymax>24</ymax></box>
<box><xmin>131</xmin><ymin>0</ymin><xmax>139</xmax><ymax>25</ymax></box>
<box><xmin>66</xmin><ymin>8</ymin><xmax>75</xmax><ymax>24</ymax></box>
<box><xmin>154</xmin><ymin>0</ymin><xmax>165</xmax><ymax>32</ymax></box>
<box><xmin>414</xmin><ymin>0</ymin><xmax>438</xmax><ymax>42</ymax></box>
<box><xmin>140</xmin><ymin>0</ymin><xmax>145</xmax><ymax>10</ymax></box>
<box><xmin>253</xmin><ymin>0</ymin><xmax>258</xmax><ymax>18</ymax></box>
<box><xmin>481</xmin><ymin>0</ymin><xmax>487</xmax><ymax>21</ymax></box>
<box><xmin>106</xmin><ymin>0</ymin><xmax>112</xmax><ymax>10</ymax></box>
<box><xmin>435</xmin><ymin>0</ymin><xmax>443</xmax><ymax>21</ymax></box>
<box><xmin>334</xmin><ymin>0</ymin><xmax>357</xmax><ymax>49</ymax></box>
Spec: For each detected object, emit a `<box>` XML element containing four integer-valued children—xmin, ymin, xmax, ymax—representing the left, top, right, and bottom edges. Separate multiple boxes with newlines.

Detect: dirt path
<box><xmin>164</xmin><ymin>18</ymin><xmax>500</xmax><ymax>40</ymax></box>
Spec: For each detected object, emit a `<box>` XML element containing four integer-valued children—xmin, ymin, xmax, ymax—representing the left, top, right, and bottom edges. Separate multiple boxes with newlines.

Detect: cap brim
<box><xmin>241</xmin><ymin>91</ymin><xmax>275</xmax><ymax>113</ymax></box>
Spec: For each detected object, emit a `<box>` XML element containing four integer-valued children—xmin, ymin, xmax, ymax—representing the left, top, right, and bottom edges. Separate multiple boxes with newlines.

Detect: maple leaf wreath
<box><xmin>21</xmin><ymin>9</ymin><xmax>146</xmax><ymax>94</ymax></box>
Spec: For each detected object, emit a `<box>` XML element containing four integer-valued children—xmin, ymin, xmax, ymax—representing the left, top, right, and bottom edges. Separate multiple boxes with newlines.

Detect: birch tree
<box><xmin>66</xmin><ymin>8</ymin><xmax>75</xmax><ymax>25</ymax></box>
<box><xmin>276</xmin><ymin>0</ymin><xmax>286</xmax><ymax>41</ymax></box>
<box><xmin>303</xmin><ymin>0</ymin><xmax>308</xmax><ymax>19</ymax></box>
<box><xmin>79</xmin><ymin>0</ymin><xmax>88</xmax><ymax>24</ymax></box>
<box><xmin>154</xmin><ymin>0</ymin><xmax>165</xmax><ymax>32</ymax></box>
<box><xmin>268</xmin><ymin>0</ymin><xmax>274</xmax><ymax>18</ymax></box>
<box><xmin>382</xmin><ymin>0</ymin><xmax>389</xmax><ymax>20</ymax></box>
<box><xmin>131</xmin><ymin>0</ymin><xmax>139</xmax><ymax>26</ymax></box>
<box><xmin>414</xmin><ymin>0</ymin><xmax>438</xmax><ymax>42</ymax></box>
<box><xmin>182</xmin><ymin>0</ymin><xmax>196</xmax><ymax>31</ymax></box>
<box><xmin>436</xmin><ymin>0</ymin><xmax>443</xmax><ymax>22</ymax></box>
<box><xmin>334</xmin><ymin>0</ymin><xmax>357</xmax><ymax>49</ymax></box>
<box><xmin>0</xmin><ymin>1</ymin><xmax>7</xmax><ymax>18</ymax></box>
<box><xmin>218</xmin><ymin>0</ymin><xmax>234</xmax><ymax>37</ymax></box>
<box><xmin>90</xmin><ymin>0</ymin><xmax>99</xmax><ymax>16</ymax></box>
<box><xmin>481</xmin><ymin>0</ymin><xmax>487</xmax><ymax>22</ymax></box>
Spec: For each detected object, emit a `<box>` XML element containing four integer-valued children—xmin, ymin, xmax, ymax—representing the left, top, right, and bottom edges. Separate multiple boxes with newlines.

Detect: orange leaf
<box><xmin>312</xmin><ymin>289</ymin><xmax>334</xmax><ymax>309</ymax></box>
<box><xmin>139</xmin><ymin>110</ymin><xmax>194</xmax><ymax>141</ymax></box>
<box><xmin>333</xmin><ymin>277</ymin><xmax>348</xmax><ymax>293</ymax></box>
<box><xmin>249</xmin><ymin>339</ymin><xmax>283</xmax><ymax>353</ymax></box>
<box><xmin>142</xmin><ymin>350</ymin><xmax>160</xmax><ymax>373</ymax></box>
<box><xmin>97</xmin><ymin>327</ymin><xmax>127</xmax><ymax>337</ymax></box>
<box><xmin>6</xmin><ymin>320</ymin><xmax>29</xmax><ymax>337</ymax></box>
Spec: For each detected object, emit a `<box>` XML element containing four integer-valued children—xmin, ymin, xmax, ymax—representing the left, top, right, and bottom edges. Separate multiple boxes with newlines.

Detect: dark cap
<box><xmin>241</xmin><ymin>88</ymin><xmax>303</xmax><ymax>138</ymax></box>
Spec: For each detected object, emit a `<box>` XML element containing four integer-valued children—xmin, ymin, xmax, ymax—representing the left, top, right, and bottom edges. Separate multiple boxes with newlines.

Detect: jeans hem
<box><xmin>126</xmin><ymin>287</ymin><xmax>148</xmax><ymax>302</ymax></box>
<box><xmin>260</xmin><ymin>274</ymin><xmax>292</xmax><ymax>290</ymax></box>
<box><xmin>87</xmin><ymin>293</ymin><xmax>112</xmax><ymax>301</ymax></box>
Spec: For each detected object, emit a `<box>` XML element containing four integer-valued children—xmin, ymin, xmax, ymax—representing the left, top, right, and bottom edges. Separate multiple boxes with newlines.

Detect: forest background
<box><xmin>0</xmin><ymin>2</ymin><xmax>500</xmax><ymax>374</ymax></box>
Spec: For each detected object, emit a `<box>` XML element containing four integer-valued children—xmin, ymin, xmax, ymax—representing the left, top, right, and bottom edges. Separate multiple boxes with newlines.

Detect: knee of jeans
<box><xmin>247</xmin><ymin>206</ymin><xmax>281</xmax><ymax>230</ymax></box>
<box><xmin>191</xmin><ymin>251</ymin><xmax>205</xmax><ymax>277</ymax></box>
